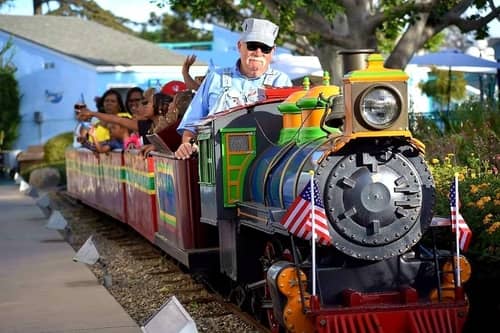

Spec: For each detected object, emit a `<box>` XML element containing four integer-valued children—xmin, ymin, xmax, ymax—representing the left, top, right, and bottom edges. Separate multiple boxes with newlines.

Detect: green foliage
<box><xmin>429</xmin><ymin>158</ymin><xmax>499</xmax><ymax>259</ymax></box>
<box><xmin>414</xmin><ymin>100</ymin><xmax>499</xmax><ymax>164</ymax></box>
<box><xmin>0</xmin><ymin>37</ymin><xmax>21</xmax><ymax>150</ymax></box>
<box><xmin>138</xmin><ymin>12</ymin><xmax>212</xmax><ymax>43</ymax></box>
<box><xmin>418</xmin><ymin>68</ymin><xmax>467</xmax><ymax>110</ymax></box>
<box><xmin>415</xmin><ymin>99</ymin><xmax>499</xmax><ymax>262</ymax></box>
<box><xmin>44</xmin><ymin>132</ymin><xmax>74</xmax><ymax>163</ymax></box>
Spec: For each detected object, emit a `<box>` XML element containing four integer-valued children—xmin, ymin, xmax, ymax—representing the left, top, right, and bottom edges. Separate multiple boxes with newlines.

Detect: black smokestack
<box><xmin>339</xmin><ymin>49</ymin><xmax>377</xmax><ymax>75</ymax></box>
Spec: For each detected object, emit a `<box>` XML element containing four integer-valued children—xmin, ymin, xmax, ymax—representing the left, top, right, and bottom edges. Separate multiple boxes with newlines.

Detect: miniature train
<box><xmin>65</xmin><ymin>51</ymin><xmax>470</xmax><ymax>333</ymax></box>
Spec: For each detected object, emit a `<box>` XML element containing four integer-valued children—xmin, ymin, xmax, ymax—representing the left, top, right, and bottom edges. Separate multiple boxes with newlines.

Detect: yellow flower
<box><xmin>481</xmin><ymin>196</ymin><xmax>491</xmax><ymax>203</ymax></box>
<box><xmin>483</xmin><ymin>213</ymin><xmax>493</xmax><ymax>225</ymax></box>
<box><xmin>494</xmin><ymin>199</ymin><xmax>500</xmax><ymax>206</ymax></box>
<box><xmin>431</xmin><ymin>158</ymin><xmax>439</xmax><ymax>165</ymax></box>
<box><xmin>447</xmin><ymin>153</ymin><xmax>455</xmax><ymax>157</ymax></box>
<box><xmin>487</xmin><ymin>222</ymin><xmax>500</xmax><ymax>234</ymax></box>
<box><xmin>479</xmin><ymin>183</ymin><xmax>489</xmax><ymax>190</ymax></box>
<box><xmin>470</xmin><ymin>185</ymin><xmax>479</xmax><ymax>194</ymax></box>
<box><xmin>458</xmin><ymin>173</ymin><xmax>465</xmax><ymax>181</ymax></box>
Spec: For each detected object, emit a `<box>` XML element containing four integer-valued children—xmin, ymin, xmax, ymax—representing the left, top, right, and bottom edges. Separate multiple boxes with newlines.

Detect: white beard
<box><xmin>246</xmin><ymin>56</ymin><xmax>266</xmax><ymax>67</ymax></box>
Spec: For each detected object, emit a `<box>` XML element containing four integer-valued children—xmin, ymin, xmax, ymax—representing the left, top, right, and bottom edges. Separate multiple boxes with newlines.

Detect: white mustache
<box><xmin>247</xmin><ymin>56</ymin><xmax>266</xmax><ymax>66</ymax></box>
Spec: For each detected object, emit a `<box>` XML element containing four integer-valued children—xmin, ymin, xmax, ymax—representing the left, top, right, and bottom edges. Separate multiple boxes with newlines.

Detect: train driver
<box><xmin>175</xmin><ymin>17</ymin><xmax>292</xmax><ymax>159</ymax></box>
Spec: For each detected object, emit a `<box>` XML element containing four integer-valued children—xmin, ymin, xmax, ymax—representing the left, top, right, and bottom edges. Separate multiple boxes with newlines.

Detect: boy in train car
<box><xmin>89</xmin><ymin>113</ymin><xmax>134</xmax><ymax>154</ymax></box>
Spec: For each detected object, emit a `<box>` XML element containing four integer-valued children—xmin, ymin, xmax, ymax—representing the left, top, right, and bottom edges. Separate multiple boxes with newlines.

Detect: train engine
<box><xmin>193</xmin><ymin>51</ymin><xmax>469</xmax><ymax>333</ymax></box>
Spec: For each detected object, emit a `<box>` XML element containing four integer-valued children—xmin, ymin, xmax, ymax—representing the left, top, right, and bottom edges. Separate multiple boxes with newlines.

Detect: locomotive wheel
<box><xmin>316</xmin><ymin>141</ymin><xmax>435</xmax><ymax>260</ymax></box>
<box><xmin>262</xmin><ymin>241</ymin><xmax>286</xmax><ymax>333</ymax></box>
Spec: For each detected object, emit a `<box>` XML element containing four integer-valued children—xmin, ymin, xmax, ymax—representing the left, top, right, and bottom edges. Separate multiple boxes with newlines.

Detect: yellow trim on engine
<box><xmin>321</xmin><ymin>131</ymin><xmax>426</xmax><ymax>164</ymax></box>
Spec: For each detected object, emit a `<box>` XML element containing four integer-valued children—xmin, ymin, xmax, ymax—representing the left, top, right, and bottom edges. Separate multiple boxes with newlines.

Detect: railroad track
<box><xmin>49</xmin><ymin>189</ymin><xmax>271</xmax><ymax>333</ymax></box>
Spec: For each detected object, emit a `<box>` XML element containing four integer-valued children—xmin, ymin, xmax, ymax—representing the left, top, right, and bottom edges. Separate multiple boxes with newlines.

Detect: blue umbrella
<box><xmin>409</xmin><ymin>49</ymin><xmax>500</xmax><ymax>112</ymax></box>
<box><xmin>410</xmin><ymin>49</ymin><xmax>500</xmax><ymax>71</ymax></box>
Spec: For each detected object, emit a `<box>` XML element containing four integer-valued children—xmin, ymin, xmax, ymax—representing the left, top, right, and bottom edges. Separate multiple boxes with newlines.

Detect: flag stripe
<box><xmin>449</xmin><ymin>180</ymin><xmax>472</xmax><ymax>252</ymax></box>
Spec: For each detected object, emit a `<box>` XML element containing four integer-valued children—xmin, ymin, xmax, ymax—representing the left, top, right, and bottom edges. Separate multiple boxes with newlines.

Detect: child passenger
<box><xmin>89</xmin><ymin>113</ymin><xmax>133</xmax><ymax>153</ymax></box>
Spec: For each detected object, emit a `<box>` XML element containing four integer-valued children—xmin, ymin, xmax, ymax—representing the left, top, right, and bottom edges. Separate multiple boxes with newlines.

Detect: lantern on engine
<box><xmin>343</xmin><ymin>54</ymin><xmax>410</xmax><ymax>137</ymax></box>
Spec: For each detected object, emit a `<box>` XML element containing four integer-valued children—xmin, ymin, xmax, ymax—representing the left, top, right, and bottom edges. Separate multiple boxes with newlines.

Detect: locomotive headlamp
<box><xmin>359</xmin><ymin>86</ymin><xmax>401</xmax><ymax>130</ymax></box>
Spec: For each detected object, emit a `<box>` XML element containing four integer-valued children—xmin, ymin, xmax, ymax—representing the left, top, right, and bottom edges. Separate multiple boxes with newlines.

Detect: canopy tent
<box><xmin>409</xmin><ymin>49</ymin><xmax>500</xmax><ymax>73</ymax></box>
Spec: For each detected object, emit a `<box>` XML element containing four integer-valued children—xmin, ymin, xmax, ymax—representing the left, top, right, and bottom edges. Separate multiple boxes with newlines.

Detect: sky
<box><xmin>1</xmin><ymin>0</ymin><xmax>499</xmax><ymax>36</ymax></box>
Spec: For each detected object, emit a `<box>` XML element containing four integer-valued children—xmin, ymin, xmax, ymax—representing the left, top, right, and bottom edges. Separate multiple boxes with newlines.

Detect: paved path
<box><xmin>0</xmin><ymin>181</ymin><xmax>141</xmax><ymax>333</ymax></box>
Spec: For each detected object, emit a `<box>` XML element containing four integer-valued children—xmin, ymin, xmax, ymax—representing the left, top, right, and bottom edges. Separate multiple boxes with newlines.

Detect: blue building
<box><xmin>0</xmin><ymin>14</ymin><xmax>207</xmax><ymax>150</ymax></box>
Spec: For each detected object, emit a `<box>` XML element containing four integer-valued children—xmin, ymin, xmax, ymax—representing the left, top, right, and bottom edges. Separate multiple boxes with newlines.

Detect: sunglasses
<box><xmin>246</xmin><ymin>42</ymin><xmax>273</xmax><ymax>54</ymax></box>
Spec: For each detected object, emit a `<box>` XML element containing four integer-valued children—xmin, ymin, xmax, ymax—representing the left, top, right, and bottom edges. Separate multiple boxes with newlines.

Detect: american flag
<box><xmin>280</xmin><ymin>179</ymin><xmax>332</xmax><ymax>246</ymax></box>
<box><xmin>449</xmin><ymin>180</ymin><xmax>472</xmax><ymax>252</ymax></box>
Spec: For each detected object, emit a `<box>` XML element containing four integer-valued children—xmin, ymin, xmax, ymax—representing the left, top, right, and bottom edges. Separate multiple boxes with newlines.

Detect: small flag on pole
<box><xmin>280</xmin><ymin>179</ymin><xmax>332</xmax><ymax>246</ymax></box>
<box><xmin>449</xmin><ymin>177</ymin><xmax>472</xmax><ymax>252</ymax></box>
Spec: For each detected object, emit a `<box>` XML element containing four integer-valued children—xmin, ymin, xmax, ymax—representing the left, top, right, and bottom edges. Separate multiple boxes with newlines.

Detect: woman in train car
<box><xmin>124</xmin><ymin>87</ymin><xmax>144</xmax><ymax>118</ymax></box>
<box><xmin>75</xmin><ymin>88</ymin><xmax>128</xmax><ymax>149</ymax></box>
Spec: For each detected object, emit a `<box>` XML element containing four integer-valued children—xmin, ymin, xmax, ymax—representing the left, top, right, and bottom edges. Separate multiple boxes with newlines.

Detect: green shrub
<box><xmin>0</xmin><ymin>38</ymin><xmax>21</xmax><ymax>150</ymax></box>
<box><xmin>430</xmin><ymin>157</ymin><xmax>499</xmax><ymax>259</ymax></box>
<box><xmin>44</xmin><ymin>132</ymin><xmax>74</xmax><ymax>163</ymax></box>
<box><xmin>415</xmin><ymin>99</ymin><xmax>499</xmax><ymax>166</ymax></box>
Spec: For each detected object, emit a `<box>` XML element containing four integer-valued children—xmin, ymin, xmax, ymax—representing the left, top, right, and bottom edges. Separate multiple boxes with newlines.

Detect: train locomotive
<box><xmin>66</xmin><ymin>51</ymin><xmax>470</xmax><ymax>333</ymax></box>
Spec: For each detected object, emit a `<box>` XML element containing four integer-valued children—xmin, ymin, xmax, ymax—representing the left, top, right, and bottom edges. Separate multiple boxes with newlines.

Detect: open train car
<box><xmin>66</xmin><ymin>51</ymin><xmax>470</xmax><ymax>333</ymax></box>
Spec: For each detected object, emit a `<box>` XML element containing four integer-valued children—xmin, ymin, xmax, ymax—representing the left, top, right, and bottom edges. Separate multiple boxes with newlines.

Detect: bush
<box><xmin>430</xmin><ymin>157</ymin><xmax>499</xmax><ymax>258</ymax></box>
<box><xmin>44</xmin><ymin>132</ymin><xmax>74</xmax><ymax>163</ymax></box>
<box><xmin>0</xmin><ymin>38</ymin><xmax>21</xmax><ymax>149</ymax></box>
<box><xmin>414</xmin><ymin>99</ymin><xmax>499</xmax><ymax>166</ymax></box>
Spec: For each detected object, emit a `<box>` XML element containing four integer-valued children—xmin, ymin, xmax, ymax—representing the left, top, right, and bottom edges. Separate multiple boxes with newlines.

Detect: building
<box><xmin>0</xmin><ymin>14</ymin><xmax>207</xmax><ymax>150</ymax></box>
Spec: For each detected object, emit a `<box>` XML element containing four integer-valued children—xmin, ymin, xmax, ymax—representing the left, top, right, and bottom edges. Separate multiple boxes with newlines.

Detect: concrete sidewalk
<box><xmin>0</xmin><ymin>181</ymin><xmax>141</xmax><ymax>333</ymax></box>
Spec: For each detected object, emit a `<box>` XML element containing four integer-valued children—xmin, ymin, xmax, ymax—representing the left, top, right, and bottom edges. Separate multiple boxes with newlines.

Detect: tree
<box><xmin>138</xmin><ymin>12</ymin><xmax>212</xmax><ymax>43</ymax></box>
<box><xmin>158</xmin><ymin>0</ymin><xmax>500</xmax><ymax>84</ymax></box>
<box><xmin>13</xmin><ymin>1</ymin><xmax>212</xmax><ymax>43</ymax></box>
<box><xmin>0</xmin><ymin>38</ymin><xmax>21</xmax><ymax>149</ymax></box>
<box><xmin>419</xmin><ymin>67</ymin><xmax>467</xmax><ymax>112</ymax></box>
<box><xmin>31</xmin><ymin>0</ymin><xmax>137</xmax><ymax>34</ymax></box>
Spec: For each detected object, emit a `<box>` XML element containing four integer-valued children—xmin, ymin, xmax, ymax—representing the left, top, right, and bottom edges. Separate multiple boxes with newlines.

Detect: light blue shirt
<box><xmin>177</xmin><ymin>60</ymin><xmax>292</xmax><ymax>135</ymax></box>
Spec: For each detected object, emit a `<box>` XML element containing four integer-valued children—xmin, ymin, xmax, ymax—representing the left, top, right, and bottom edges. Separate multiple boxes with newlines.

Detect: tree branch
<box><xmin>444</xmin><ymin>1</ymin><xmax>500</xmax><ymax>32</ymax></box>
<box><xmin>366</xmin><ymin>0</ymin><xmax>439</xmax><ymax>31</ymax></box>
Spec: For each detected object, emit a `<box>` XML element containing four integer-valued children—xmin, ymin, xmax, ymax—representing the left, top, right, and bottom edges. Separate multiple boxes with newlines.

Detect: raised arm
<box><xmin>182</xmin><ymin>55</ymin><xmax>201</xmax><ymax>91</ymax></box>
<box><xmin>77</xmin><ymin>107</ymin><xmax>138</xmax><ymax>132</ymax></box>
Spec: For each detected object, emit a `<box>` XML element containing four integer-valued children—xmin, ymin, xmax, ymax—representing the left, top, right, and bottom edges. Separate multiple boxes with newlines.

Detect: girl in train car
<box><xmin>75</xmin><ymin>88</ymin><xmax>129</xmax><ymax>148</ymax></box>
<box><xmin>90</xmin><ymin>113</ymin><xmax>134</xmax><ymax>154</ymax></box>
<box><xmin>140</xmin><ymin>89</ymin><xmax>194</xmax><ymax>157</ymax></box>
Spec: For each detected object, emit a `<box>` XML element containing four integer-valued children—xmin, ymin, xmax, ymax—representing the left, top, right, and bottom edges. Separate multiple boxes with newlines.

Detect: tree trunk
<box><xmin>33</xmin><ymin>0</ymin><xmax>43</xmax><ymax>15</ymax></box>
<box><xmin>385</xmin><ymin>13</ymin><xmax>434</xmax><ymax>69</ymax></box>
<box><xmin>315</xmin><ymin>45</ymin><xmax>343</xmax><ymax>86</ymax></box>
